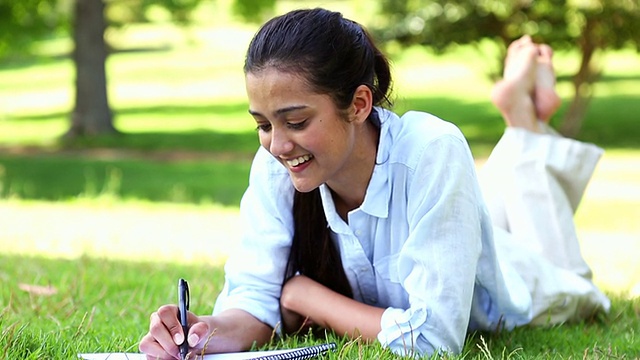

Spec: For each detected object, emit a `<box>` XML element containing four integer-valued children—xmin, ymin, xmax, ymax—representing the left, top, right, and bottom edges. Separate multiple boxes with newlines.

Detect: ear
<box><xmin>350</xmin><ymin>84</ymin><xmax>373</xmax><ymax>124</ymax></box>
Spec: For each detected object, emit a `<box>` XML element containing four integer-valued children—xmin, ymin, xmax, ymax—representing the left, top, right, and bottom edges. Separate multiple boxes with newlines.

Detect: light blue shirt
<box><xmin>214</xmin><ymin>109</ymin><xmax>532</xmax><ymax>356</ymax></box>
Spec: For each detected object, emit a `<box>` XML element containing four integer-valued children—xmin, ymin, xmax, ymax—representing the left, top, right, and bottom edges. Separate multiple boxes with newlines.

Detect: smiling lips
<box><xmin>286</xmin><ymin>154</ymin><xmax>313</xmax><ymax>167</ymax></box>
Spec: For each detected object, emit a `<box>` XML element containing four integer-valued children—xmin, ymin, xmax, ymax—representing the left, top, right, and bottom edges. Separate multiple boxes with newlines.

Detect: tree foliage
<box><xmin>106</xmin><ymin>0</ymin><xmax>203</xmax><ymax>27</ymax></box>
<box><xmin>372</xmin><ymin>0</ymin><xmax>640</xmax><ymax>137</ymax></box>
<box><xmin>232</xmin><ymin>0</ymin><xmax>276</xmax><ymax>23</ymax></box>
<box><xmin>0</xmin><ymin>0</ymin><xmax>69</xmax><ymax>56</ymax></box>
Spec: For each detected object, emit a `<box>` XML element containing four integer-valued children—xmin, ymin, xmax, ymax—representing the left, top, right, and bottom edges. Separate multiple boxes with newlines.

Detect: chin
<box><xmin>291</xmin><ymin>182</ymin><xmax>321</xmax><ymax>193</ymax></box>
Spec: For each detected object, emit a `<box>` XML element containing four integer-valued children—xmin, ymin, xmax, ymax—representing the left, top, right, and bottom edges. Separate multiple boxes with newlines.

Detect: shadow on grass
<box><xmin>0</xmin><ymin>154</ymin><xmax>252</xmax><ymax>206</ymax></box>
<box><xmin>0</xmin><ymin>52</ymin><xmax>71</xmax><ymax>71</ymax></box>
<box><xmin>0</xmin><ymin>43</ymin><xmax>175</xmax><ymax>71</ymax></box>
<box><xmin>61</xmin><ymin>129</ymin><xmax>261</xmax><ymax>154</ymax></box>
<box><xmin>567</xmin><ymin>95</ymin><xmax>640</xmax><ymax>149</ymax></box>
<box><xmin>9</xmin><ymin>103</ymin><xmax>249</xmax><ymax>122</ymax></box>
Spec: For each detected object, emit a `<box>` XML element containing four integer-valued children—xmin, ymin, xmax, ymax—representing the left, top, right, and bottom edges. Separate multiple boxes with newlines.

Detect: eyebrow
<box><xmin>248</xmin><ymin>105</ymin><xmax>308</xmax><ymax>118</ymax></box>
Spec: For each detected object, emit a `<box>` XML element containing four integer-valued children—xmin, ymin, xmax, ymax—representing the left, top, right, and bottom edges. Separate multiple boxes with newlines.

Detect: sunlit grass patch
<box><xmin>1</xmin><ymin>253</ymin><xmax>638</xmax><ymax>359</ymax></box>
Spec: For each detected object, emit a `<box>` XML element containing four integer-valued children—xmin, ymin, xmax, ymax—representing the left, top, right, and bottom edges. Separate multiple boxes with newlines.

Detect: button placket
<box><xmin>350</xmin><ymin>245</ymin><xmax>378</xmax><ymax>305</ymax></box>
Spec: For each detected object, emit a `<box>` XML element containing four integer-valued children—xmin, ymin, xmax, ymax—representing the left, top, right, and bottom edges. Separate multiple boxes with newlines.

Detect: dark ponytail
<box><xmin>245</xmin><ymin>8</ymin><xmax>394</xmax><ymax>298</ymax></box>
<box><xmin>288</xmin><ymin>189</ymin><xmax>353</xmax><ymax>298</ymax></box>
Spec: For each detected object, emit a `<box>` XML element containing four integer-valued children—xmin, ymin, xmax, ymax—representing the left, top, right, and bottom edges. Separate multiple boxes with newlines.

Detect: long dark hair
<box><xmin>244</xmin><ymin>8</ymin><xmax>393</xmax><ymax>298</ymax></box>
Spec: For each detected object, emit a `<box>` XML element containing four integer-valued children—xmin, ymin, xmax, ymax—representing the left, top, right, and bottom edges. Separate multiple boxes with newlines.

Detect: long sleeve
<box><xmin>213</xmin><ymin>147</ymin><xmax>294</xmax><ymax>330</ymax></box>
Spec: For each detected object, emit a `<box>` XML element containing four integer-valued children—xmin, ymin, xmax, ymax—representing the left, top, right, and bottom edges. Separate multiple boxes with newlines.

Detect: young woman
<box><xmin>139</xmin><ymin>8</ymin><xmax>610</xmax><ymax>359</ymax></box>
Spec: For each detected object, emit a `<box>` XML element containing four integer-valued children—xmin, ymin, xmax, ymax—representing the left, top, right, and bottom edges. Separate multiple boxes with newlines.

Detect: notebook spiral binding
<box><xmin>250</xmin><ymin>342</ymin><xmax>337</xmax><ymax>360</ymax></box>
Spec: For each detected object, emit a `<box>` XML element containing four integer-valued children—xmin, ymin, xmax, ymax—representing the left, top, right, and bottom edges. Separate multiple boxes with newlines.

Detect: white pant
<box><xmin>479</xmin><ymin>123</ymin><xmax>611</xmax><ymax>325</ymax></box>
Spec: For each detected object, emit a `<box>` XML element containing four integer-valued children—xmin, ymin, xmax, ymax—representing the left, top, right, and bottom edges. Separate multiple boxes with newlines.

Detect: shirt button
<box><xmin>369</xmin><ymin>298</ymin><xmax>378</xmax><ymax>304</ymax></box>
<box><xmin>360</xmin><ymin>267</ymin><xmax>368</xmax><ymax>273</ymax></box>
<box><xmin>355</xmin><ymin>230</ymin><xmax>362</xmax><ymax>236</ymax></box>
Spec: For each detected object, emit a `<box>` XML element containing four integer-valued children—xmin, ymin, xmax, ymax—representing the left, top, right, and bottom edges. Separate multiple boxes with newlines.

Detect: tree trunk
<box><xmin>559</xmin><ymin>18</ymin><xmax>599</xmax><ymax>138</ymax></box>
<box><xmin>66</xmin><ymin>0</ymin><xmax>117</xmax><ymax>137</ymax></box>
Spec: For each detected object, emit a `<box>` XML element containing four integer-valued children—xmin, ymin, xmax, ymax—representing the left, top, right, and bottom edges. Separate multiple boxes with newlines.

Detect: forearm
<box><xmin>200</xmin><ymin>309</ymin><xmax>273</xmax><ymax>353</ymax></box>
<box><xmin>281</xmin><ymin>276</ymin><xmax>384</xmax><ymax>341</ymax></box>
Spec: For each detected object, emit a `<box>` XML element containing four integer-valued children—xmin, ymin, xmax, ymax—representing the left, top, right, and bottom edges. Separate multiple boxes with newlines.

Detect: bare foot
<box><xmin>491</xmin><ymin>36</ymin><xmax>540</xmax><ymax>132</ymax></box>
<box><xmin>534</xmin><ymin>44</ymin><xmax>561</xmax><ymax>122</ymax></box>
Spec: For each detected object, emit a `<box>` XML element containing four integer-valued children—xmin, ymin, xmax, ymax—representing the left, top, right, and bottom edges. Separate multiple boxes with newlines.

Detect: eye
<box><xmin>256</xmin><ymin>123</ymin><xmax>272</xmax><ymax>132</ymax></box>
<box><xmin>287</xmin><ymin>119</ymin><xmax>308</xmax><ymax>130</ymax></box>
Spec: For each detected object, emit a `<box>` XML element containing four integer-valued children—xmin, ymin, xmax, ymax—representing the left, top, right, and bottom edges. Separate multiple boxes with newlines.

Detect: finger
<box><xmin>139</xmin><ymin>332</ymin><xmax>177</xmax><ymax>360</ymax></box>
<box><xmin>149</xmin><ymin>308</ymin><xmax>181</xmax><ymax>357</ymax></box>
<box><xmin>187</xmin><ymin>311</ymin><xmax>201</xmax><ymax>327</ymax></box>
<box><xmin>157</xmin><ymin>305</ymin><xmax>186</xmax><ymax>345</ymax></box>
<box><xmin>187</xmin><ymin>321</ymin><xmax>211</xmax><ymax>348</ymax></box>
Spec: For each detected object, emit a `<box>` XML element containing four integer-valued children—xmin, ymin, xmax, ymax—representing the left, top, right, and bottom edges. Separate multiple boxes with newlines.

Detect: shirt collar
<box><xmin>360</xmin><ymin>108</ymin><xmax>394</xmax><ymax>218</ymax></box>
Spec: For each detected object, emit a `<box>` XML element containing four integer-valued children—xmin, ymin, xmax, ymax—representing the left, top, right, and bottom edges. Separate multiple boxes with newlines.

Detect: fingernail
<box><xmin>173</xmin><ymin>333</ymin><xmax>184</xmax><ymax>345</ymax></box>
<box><xmin>188</xmin><ymin>334</ymin><xmax>199</xmax><ymax>347</ymax></box>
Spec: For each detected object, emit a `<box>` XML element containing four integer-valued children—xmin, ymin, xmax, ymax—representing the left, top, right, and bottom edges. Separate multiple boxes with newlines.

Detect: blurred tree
<box><xmin>67</xmin><ymin>0</ymin><xmax>202</xmax><ymax>137</ymax></box>
<box><xmin>0</xmin><ymin>0</ymin><xmax>204</xmax><ymax>138</ymax></box>
<box><xmin>69</xmin><ymin>0</ymin><xmax>115</xmax><ymax>136</ymax></box>
<box><xmin>373</xmin><ymin>0</ymin><xmax>640</xmax><ymax>137</ymax></box>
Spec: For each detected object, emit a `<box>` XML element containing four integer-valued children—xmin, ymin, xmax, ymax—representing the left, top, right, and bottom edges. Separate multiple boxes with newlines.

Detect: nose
<box><xmin>268</xmin><ymin>128</ymin><xmax>294</xmax><ymax>156</ymax></box>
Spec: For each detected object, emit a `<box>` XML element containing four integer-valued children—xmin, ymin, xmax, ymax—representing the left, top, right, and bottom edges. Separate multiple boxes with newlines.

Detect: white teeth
<box><xmin>287</xmin><ymin>154</ymin><xmax>312</xmax><ymax>167</ymax></box>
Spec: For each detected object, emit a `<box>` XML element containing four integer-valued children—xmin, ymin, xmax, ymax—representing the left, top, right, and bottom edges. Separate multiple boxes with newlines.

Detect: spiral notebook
<box><xmin>79</xmin><ymin>342</ymin><xmax>336</xmax><ymax>360</ymax></box>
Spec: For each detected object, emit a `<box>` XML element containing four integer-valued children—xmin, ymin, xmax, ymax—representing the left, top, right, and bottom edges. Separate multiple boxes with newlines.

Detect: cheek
<box><xmin>297</xmin><ymin>132</ymin><xmax>323</xmax><ymax>153</ymax></box>
<box><xmin>258</xmin><ymin>132</ymin><xmax>271</xmax><ymax>150</ymax></box>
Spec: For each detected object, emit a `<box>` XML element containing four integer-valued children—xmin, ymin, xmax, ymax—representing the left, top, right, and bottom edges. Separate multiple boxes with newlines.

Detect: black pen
<box><xmin>177</xmin><ymin>278</ymin><xmax>190</xmax><ymax>360</ymax></box>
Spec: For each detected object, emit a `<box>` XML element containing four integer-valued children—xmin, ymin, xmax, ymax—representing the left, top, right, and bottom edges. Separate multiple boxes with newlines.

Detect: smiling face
<box><xmin>246</xmin><ymin>68</ymin><xmax>370</xmax><ymax>194</ymax></box>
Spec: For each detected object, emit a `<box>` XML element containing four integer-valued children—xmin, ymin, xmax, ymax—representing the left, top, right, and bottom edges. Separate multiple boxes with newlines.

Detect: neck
<box><xmin>327</xmin><ymin>121</ymin><xmax>379</xmax><ymax>220</ymax></box>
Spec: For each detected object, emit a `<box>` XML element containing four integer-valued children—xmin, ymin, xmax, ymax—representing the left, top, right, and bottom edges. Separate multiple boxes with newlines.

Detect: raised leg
<box><xmin>480</xmin><ymin>36</ymin><xmax>601</xmax><ymax>277</ymax></box>
<box><xmin>481</xmin><ymin>37</ymin><xmax>610</xmax><ymax>324</ymax></box>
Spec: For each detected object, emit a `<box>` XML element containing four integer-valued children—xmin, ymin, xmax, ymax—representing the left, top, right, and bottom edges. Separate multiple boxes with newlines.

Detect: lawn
<box><xmin>2</xmin><ymin>254</ymin><xmax>639</xmax><ymax>359</ymax></box>
<box><xmin>1</xmin><ymin>8</ymin><xmax>640</xmax><ymax>359</ymax></box>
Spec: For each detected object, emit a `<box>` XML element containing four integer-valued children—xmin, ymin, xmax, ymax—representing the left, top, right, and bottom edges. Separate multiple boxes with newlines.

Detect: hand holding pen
<box><xmin>139</xmin><ymin>279</ymin><xmax>213</xmax><ymax>359</ymax></box>
<box><xmin>140</xmin><ymin>278</ymin><xmax>274</xmax><ymax>359</ymax></box>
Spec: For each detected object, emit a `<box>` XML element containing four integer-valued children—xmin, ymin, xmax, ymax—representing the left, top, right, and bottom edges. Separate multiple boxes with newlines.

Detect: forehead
<box><xmin>245</xmin><ymin>68</ymin><xmax>312</xmax><ymax>98</ymax></box>
<box><xmin>245</xmin><ymin>68</ymin><xmax>332</xmax><ymax>113</ymax></box>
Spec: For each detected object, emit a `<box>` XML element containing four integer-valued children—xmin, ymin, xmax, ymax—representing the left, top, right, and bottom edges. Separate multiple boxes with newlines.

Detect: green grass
<box><xmin>0</xmin><ymin>255</ymin><xmax>225</xmax><ymax>358</ymax></box>
<box><xmin>0</xmin><ymin>150</ymin><xmax>251</xmax><ymax>205</ymax></box>
<box><xmin>2</xmin><ymin>254</ymin><xmax>638</xmax><ymax>359</ymax></box>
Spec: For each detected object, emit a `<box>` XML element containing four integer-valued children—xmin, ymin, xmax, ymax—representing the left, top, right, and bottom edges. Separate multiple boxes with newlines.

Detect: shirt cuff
<box><xmin>377</xmin><ymin>307</ymin><xmax>436</xmax><ymax>357</ymax></box>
